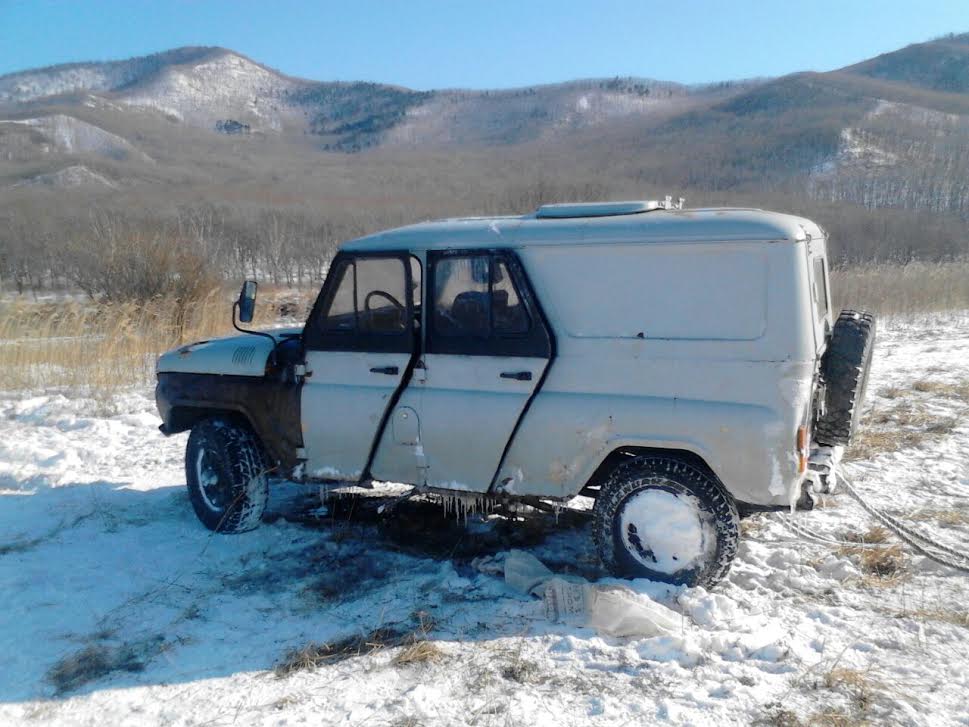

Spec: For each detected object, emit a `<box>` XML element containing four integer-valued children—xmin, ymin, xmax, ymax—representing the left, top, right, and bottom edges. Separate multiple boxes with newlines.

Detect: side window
<box><xmin>428</xmin><ymin>252</ymin><xmax>550</xmax><ymax>358</ymax></box>
<box><xmin>309</xmin><ymin>254</ymin><xmax>412</xmax><ymax>352</ymax></box>
<box><xmin>321</xmin><ymin>260</ymin><xmax>356</xmax><ymax>332</ymax></box>
<box><xmin>320</xmin><ymin>257</ymin><xmax>407</xmax><ymax>334</ymax></box>
<box><xmin>492</xmin><ymin>259</ymin><xmax>529</xmax><ymax>333</ymax></box>
<box><xmin>433</xmin><ymin>256</ymin><xmax>490</xmax><ymax>337</ymax></box>
<box><xmin>812</xmin><ymin>257</ymin><xmax>829</xmax><ymax>319</ymax></box>
<box><xmin>356</xmin><ymin>257</ymin><xmax>407</xmax><ymax>334</ymax></box>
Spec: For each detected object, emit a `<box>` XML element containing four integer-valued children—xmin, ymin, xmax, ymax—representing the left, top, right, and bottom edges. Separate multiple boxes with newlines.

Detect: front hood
<box><xmin>156</xmin><ymin>328</ymin><xmax>301</xmax><ymax>377</ymax></box>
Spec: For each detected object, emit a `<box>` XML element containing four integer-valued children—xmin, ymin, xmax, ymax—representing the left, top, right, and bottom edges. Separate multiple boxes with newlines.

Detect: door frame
<box><xmin>300</xmin><ymin>250</ymin><xmax>422</xmax><ymax>483</ymax></box>
<box><xmin>423</xmin><ymin>248</ymin><xmax>556</xmax><ymax>490</ymax></box>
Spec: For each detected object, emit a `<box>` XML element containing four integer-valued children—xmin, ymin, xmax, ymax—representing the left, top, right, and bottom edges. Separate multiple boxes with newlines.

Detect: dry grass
<box><xmin>274</xmin><ymin>627</ymin><xmax>406</xmax><ymax>676</ymax></box>
<box><xmin>276</xmin><ymin>613</ymin><xmax>441</xmax><ymax>677</ymax></box>
<box><xmin>841</xmin><ymin>526</ymin><xmax>890</xmax><ymax>545</ymax></box>
<box><xmin>0</xmin><ymin>288</ymin><xmax>312</xmax><ymax>394</ymax></box>
<box><xmin>391</xmin><ymin>640</ymin><xmax>444</xmax><ymax>666</ymax></box>
<box><xmin>910</xmin><ymin>379</ymin><xmax>969</xmax><ymax>401</ymax></box>
<box><xmin>838</xmin><ymin>543</ymin><xmax>908</xmax><ymax>583</ymax></box>
<box><xmin>832</xmin><ymin>260</ymin><xmax>969</xmax><ymax>315</ymax></box>
<box><xmin>849</xmin><ymin>377</ymin><xmax>968</xmax><ymax>460</ymax></box>
<box><xmin>807</xmin><ymin>710</ymin><xmax>870</xmax><ymax>727</ymax></box>
<box><xmin>909</xmin><ymin>508</ymin><xmax>969</xmax><ymax>527</ymax></box>
<box><xmin>46</xmin><ymin>636</ymin><xmax>167</xmax><ymax>694</ymax></box>
<box><xmin>902</xmin><ymin>608</ymin><xmax>969</xmax><ymax>628</ymax></box>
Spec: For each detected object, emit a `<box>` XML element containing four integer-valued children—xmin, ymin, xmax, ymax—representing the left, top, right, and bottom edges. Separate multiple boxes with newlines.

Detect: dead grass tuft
<box><xmin>903</xmin><ymin>609</ymin><xmax>969</xmax><ymax>628</ymax></box>
<box><xmin>757</xmin><ymin>708</ymin><xmax>805</xmax><ymax>727</ymax></box>
<box><xmin>841</xmin><ymin>526</ymin><xmax>890</xmax><ymax>545</ymax></box>
<box><xmin>909</xmin><ymin>509</ymin><xmax>969</xmax><ymax>527</ymax></box>
<box><xmin>910</xmin><ymin>379</ymin><xmax>969</xmax><ymax>401</ymax></box>
<box><xmin>806</xmin><ymin>710</ymin><xmax>870</xmax><ymax>727</ymax></box>
<box><xmin>276</xmin><ymin>612</ymin><xmax>442</xmax><ymax>677</ymax></box>
<box><xmin>838</xmin><ymin>544</ymin><xmax>908</xmax><ymax>583</ymax></box>
<box><xmin>877</xmin><ymin>385</ymin><xmax>905</xmax><ymax>400</ymax></box>
<box><xmin>275</xmin><ymin>627</ymin><xmax>405</xmax><ymax>676</ymax></box>
<box><xmin>392</xmin><ymin>640</ymin><xmax>444</xmax><ymax>666</ymax></box>
<box><xmin>46</xmin><ymin>636</ymin><xmax>166</xmax><ymax>694</ymax></box>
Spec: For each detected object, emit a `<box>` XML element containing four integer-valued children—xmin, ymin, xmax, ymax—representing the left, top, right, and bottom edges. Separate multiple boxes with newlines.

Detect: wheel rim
<box><xmin>195</xmin><ymin>448</ymin><xmax>228</xmax><ymax>511</ymax></box>
<box><xmin>618</xmin><ymin>486</ymin><xmax>716</xmax><ymax>575</ymax></box>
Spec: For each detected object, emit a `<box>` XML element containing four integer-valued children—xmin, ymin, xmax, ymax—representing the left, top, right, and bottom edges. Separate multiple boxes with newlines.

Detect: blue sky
<box><xmin>1</xmin><ymin>0</ymin><xmax>967</xmax><ymax>88</ymax></box>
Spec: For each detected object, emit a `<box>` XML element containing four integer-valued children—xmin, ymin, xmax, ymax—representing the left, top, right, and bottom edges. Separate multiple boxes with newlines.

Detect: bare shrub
<box><xmin>65</xmin><ymin>212</ymin><xmax>221</xmax><ymax>305</ymax></box>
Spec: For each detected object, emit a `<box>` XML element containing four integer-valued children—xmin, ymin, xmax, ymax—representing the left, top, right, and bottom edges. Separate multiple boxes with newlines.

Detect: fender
<box><xmin>156</xmin><ymin>372</ymin><xmax>303</xmax><ymax>470</ymax></box>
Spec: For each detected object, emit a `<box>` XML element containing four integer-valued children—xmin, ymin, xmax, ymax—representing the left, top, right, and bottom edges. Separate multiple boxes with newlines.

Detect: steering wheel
<box><xmin>364</xmin><ymin>290</ymin><xmax>405</xmax><ymax>312</ymax></box>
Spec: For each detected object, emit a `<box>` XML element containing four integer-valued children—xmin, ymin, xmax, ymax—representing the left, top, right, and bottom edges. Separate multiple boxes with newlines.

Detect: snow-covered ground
<box><xmin>0</xmin><ymin>314</ymin><xmax>967</xmax><ymax>726</ymax></box>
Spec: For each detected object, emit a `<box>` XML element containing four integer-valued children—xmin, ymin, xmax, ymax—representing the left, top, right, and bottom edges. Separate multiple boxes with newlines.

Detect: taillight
<box><xmin>796</xmin><ymin>425</ymin><xmax>809</xmax><ymax>474</ymax></box>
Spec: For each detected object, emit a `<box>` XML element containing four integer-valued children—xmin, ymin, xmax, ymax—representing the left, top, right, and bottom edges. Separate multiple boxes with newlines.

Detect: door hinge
<box><xmin>295</xmin><ymin>447</ymin><xmax>307</xmax><ymax>460</ymax></box>
<box><xmin>294</xmin><ymin>363</ymin><xmax>309</xmax><ymax>379</ymax></box>
<box><xmin>414</xmin><ymin>359</ymin><xmax>427</xmax><ymax>383</ymax></box>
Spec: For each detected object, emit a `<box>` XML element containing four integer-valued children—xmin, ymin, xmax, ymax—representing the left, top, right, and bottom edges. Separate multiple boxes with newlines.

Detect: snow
<box><xmin>619</xmin><ymin>489</ymin><xmax>710</xmax><ymax>573</ymax></box>
<box><xmin>0</xmin><ymin>312</ymin><xmax>967</xmax><ymax>725</ymax></box>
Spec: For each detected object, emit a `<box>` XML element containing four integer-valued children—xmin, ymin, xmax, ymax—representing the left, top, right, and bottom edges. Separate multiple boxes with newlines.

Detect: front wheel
<box><xmin>185</xmin><ymin>417</ymin><xmax>269</xmax><ymax>533</ymax></box>
<box><xmin>592</xmin><ymin>456</ymin><xmax>739</xmax><ymax>587</ymax></box>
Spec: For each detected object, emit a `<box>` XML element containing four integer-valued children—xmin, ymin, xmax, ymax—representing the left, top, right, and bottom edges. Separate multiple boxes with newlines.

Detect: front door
<box><xmin>371</xmin><ymin>250</ymin><xmax>552</xmax><ymax>492</ymax></box>
<box><xmin>300</xmin><ymin>253</ymin><xmax>417</xmax><ymax>481</ymax></box>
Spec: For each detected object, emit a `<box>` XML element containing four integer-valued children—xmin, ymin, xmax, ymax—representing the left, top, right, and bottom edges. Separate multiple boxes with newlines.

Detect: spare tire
<box><xmin>814</xmin><ymin>309</ymin><xmax>876</xmax><ymax>446</ymax></box>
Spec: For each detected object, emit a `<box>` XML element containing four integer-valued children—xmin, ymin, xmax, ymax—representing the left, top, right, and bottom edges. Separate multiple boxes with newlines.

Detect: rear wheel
<box><xmin>592</xmin><ymin>455</ymin><xmax>739</xmax><ymax>587</ymax></box>
<box><xmin>185</xmin><ymin>417</ymin><xmax>269</xmax><ymax>533</ymax></box>
<box><xmin>815</xmin><ymin>309</ymin><xmax>876</xmax><ymax>447</ymax></box>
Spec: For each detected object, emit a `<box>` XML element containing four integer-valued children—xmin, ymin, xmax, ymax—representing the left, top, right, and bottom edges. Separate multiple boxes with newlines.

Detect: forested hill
<box><xmin>1</xmin><ymin>32</ymin><xmax>967</xmax><ymax>291</ymax></box>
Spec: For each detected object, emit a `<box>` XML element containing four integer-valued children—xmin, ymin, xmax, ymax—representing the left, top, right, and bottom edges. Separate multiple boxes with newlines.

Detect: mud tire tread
<box><xmin>592</xmin><ymin>455</ymin><xmax>740</xmax><ymax>587</ymax></box>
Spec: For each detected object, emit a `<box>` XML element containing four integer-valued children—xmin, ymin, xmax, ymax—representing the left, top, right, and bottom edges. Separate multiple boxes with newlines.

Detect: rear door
<box><xmin>300</xmin><ymin>252</ymin><xmax>417</xmax><ymax>481</ymax></box>
<box><xmin>371</xmin><ymin>250</ymin><xmax>551</xmax><ymax>492</ymax></box>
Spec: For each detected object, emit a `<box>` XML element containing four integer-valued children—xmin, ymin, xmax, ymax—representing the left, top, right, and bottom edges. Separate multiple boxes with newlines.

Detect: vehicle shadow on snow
<box><xmin>0</xmin><ymin>480</ymin><xmax>605</xmax><ymax>704</ymax></box>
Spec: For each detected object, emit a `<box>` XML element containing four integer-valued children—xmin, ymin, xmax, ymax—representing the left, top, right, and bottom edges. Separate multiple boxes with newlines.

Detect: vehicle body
<box><xmin>156</xmin><ymin>200</ymin><xmax>874</xmax><ymax>586</ymax></box>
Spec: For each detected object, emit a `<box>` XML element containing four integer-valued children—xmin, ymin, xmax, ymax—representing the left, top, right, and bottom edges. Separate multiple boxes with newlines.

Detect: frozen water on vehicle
<box><xmin>0</xmin><ymin>312</ymin><xmax>967</xmax><ymax>725</ymax></box>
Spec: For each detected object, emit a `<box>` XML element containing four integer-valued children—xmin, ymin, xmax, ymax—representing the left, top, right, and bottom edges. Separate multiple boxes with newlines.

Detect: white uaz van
<box><xmin>156</xmin><ymin>200</ymin><xmax>875</xmax><ymax>587</ymax></box>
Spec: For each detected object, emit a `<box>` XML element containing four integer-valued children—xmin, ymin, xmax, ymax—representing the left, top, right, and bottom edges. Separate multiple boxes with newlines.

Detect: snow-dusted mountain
<box><xmin>0</xmin><ymin>46</ymin><xmax>750</xmax><ymax>149</ymax></box>
<box><xmin>0</xmin><ymin>34</ymin><xmax>967</xmax><ymax>216</ymax></box>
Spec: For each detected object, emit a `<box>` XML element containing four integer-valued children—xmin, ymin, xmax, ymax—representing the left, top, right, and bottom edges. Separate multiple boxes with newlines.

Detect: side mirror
<box><xmin>237</xmin><ymin>280</ymin><xmax>257</xmax><ymax>323</ymax></box>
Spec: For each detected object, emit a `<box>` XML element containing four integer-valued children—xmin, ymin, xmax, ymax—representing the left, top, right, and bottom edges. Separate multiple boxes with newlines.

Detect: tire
<box><xmin>814</xmin><ymin>309</ymin><xmax>876</xmax><ymax>447</ymax></box>
<box><xmin>185</xmin><ymin>417</ymin><xmax>269</xmax><ymax>533</ymax></box>
<box><xmin>592</xmin><ymin>455</ymin><xmax>740</xmax><ymax>587</ymax></box>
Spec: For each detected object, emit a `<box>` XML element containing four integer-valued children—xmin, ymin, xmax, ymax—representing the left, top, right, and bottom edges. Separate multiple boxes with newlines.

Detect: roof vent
<box><xmin>534</xmin><ymin>197</ymin><xmax>685</xmax><ymax>219</ymax></box>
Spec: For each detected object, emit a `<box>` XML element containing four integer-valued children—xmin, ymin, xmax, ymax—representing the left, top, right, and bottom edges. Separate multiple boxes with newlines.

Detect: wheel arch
<box><xmin>165</xmin><ymin>402</ymin><xmax>253</xmax><ymax>435</ymax></box>
<box><xmin>579</xmin><ymin>444</ymin><xmax>721</xmax><ymax>499</ymax></box>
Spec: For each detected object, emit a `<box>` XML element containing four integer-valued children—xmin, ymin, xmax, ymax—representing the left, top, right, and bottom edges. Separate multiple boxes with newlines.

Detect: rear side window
<box><xmin>428</xmin><ymin>251</ymin><xmax>549</xmax><ymax>358</ymax></box>
<box><xmin>812</xmin><ymin>257</ymin><xmax>829</xmax><ymax>320</ymax></box>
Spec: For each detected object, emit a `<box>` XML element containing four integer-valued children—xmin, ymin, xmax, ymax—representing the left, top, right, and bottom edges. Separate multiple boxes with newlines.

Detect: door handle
<box><xmin>500</xmin><ymin>371</ymin><xmax>532</xmax><ymax>381</ymax></box>
<box><xmin>370</xmin><ymin>366</ymin><xmax>399</xmax><ymax>375</ymax></box>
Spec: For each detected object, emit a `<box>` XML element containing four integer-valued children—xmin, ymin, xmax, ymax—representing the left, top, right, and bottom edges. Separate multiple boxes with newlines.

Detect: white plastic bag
<box><xmin>504</xmin><ymin>549</ymin><xmax>554</xmax><ymax>595</ymax></box>
<box><xmin>543</xmin><ymin>577</ymin><xmax>682</xmax><ymax>638</ymax></box>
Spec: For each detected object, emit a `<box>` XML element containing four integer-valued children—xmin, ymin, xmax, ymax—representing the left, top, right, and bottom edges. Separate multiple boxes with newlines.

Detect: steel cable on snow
<box><xmin>781</xmin><ymin>467</ymin><xmax>969</xmax><ymax>575</ymax></box>
<box><xmin>838</xmin><ymin>472</ymin><xmax>969</xmax><ymax>574</ymax></box>
<box><xmin>838</xmin><ymin>473</ymin><xmax>968</xmax><ymax>561</ymax></box>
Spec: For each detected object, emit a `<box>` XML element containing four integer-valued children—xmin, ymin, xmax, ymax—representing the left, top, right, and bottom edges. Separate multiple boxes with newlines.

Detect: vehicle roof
<box><xmin>340</xmin><ymin>206</ymin><xmax>826</xmax><ymax>253</ymax></box>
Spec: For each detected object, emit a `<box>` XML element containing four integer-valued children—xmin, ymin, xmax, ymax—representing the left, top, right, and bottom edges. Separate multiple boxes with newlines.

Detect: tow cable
<box><xmin>781</xmin><ymin>468</ymin><xmax>969</xmax><ymax>575</ymax></box>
